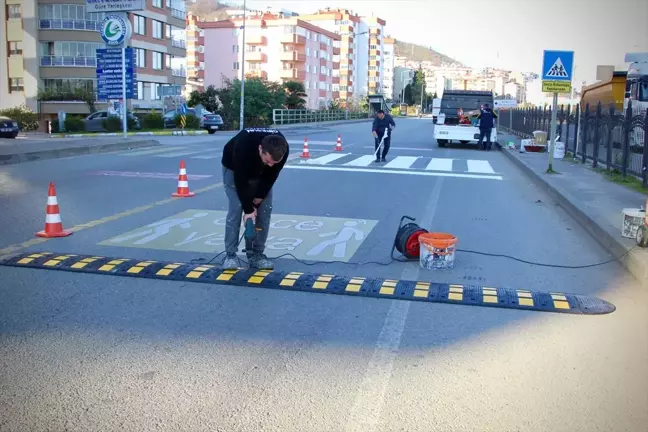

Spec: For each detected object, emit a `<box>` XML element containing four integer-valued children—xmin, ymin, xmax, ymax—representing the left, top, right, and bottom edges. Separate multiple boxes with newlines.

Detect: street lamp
<box><xmin>239</xmin><ymin>0</ymin><xmax>246</xmax><ymax>131</ymax></box>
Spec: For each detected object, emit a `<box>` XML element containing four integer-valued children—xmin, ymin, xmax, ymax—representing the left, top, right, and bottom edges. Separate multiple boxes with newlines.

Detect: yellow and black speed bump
<box><xmin>0</xmin><ymin>252</ymin><xmax>616</xmax><ymax>315</ymax></box>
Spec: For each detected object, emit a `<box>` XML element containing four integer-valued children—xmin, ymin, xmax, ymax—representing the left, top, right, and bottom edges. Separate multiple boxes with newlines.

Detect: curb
<box><xmin>50</xmin><ymin>130</ymin><xmax>208</xmax><ymax>138</ymax></box>
<box><xmin>496</xmin><ymin>139</ymin><xmax>648</xmax><ymax>290</ymax></box>
<box><xmin>0</xmin><ymin>139</ymin><xmax>160</xmax><ymax>166</ymax></box>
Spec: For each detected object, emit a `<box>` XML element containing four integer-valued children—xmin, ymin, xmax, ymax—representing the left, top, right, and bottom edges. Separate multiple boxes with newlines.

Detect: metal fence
<box><xmin>499</xmin><ymin>102</ymin><xmax>648</xmax><ymax>186</ymax></box>
<box><xmin>272</xmin><ymin>109</ymin><xmax>369</xmax><ymax>125</ymax></box>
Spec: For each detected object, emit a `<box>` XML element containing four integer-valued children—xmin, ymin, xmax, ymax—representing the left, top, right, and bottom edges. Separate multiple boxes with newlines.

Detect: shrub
<box><xmin>390</xmin><ymin>106</ymin><xmax>400</xmax><ymax>117</ymax></box>
<box><xmin>0</xmin><ymin>104</ymin><xmax>39</xmax><ymax>131</ymax></box>
<box><xmin>63</xmin><ymin>116</ymin><xmax>85</xmax><ymax>132</ymax></box>
<box><xmin>102</xmin><ymin>115</ymin><xmax>137</xmax><ymax>132</ymax></box>
<box><xmin>174</xmin><ymin>113</ymin><xmax>200</xmax><ymax>129</ymax></box>
<box><xmin>142</xmin><ymin>111</ymin><xmax>164</xmax><ymax>129</ymax></box>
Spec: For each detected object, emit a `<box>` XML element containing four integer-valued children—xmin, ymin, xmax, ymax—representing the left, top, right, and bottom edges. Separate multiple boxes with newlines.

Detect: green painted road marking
<box><xmin>98</xmin><ymin>210</ymin><xmax>378</xmax><ymax>263</ymax></box>
<box><xmin>0</xmin><ymin>251</ymin><xmax>617</xmax><ymax>315</ymax></box>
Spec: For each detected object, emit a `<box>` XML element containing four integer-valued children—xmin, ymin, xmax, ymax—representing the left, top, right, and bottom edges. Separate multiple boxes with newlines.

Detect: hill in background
<box><xmin>394</xmin><ymin>40</ymin><xmax>462</xmax><ymax>66</ymax></box>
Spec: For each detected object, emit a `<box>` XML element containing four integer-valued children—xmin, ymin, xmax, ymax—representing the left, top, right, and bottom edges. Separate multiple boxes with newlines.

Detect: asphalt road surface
<box><xmin>1</xmin><ymin>119</ymin><xmax>647</xmax><ymax>432</ymax></box>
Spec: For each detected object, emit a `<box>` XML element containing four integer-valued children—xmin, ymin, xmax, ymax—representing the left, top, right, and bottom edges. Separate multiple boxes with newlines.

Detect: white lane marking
<box><xmin>191</xmin><ymin>154</ymin><xmax>221</xmax><ymax>159</ymax></box>
<box><xmin>345</xmin><ymin>178</ymin><xmax>444</xmax><ymax>432</ymax></box>
<box><xmin>363</xmin><ymin>146</ymin><xmax>436</xmax><ymax>152</ymax></box>
<box><xmin>344</xmin><ymin>155</ymin><xmax>376</xmax><ymax>167</ymax></box>
<box><xmin>155</xmin><ymin>150</ymin><xmax>204</xmax><ymax>158</ymax></box>
<box><xmin>118</xmin><ymin>146</ymin><xmax>184</xmax><ymax>156</ymax></box>
<box><xmin>467</xmin><ymin>159</ymin><xmax>496</xmax><ymax>174</ymax></box>
<box><xmin>303</xmin><ymin>153</ymin><xmax>350</xmax><ymax>165</ymax></box>
<box><xmin>285</xmin><ymin>164</ymin><xmax>503</xmax><ymax>180</ymax></box>
<box><xmin>383</xmin><ymin>156</ymin><xmax>418</xmax><ymax>169</ymax></box>
<box><xmin>425</xmin><ymin>158</ymin><xmax>454</xmax><ymax>171</ymax></box>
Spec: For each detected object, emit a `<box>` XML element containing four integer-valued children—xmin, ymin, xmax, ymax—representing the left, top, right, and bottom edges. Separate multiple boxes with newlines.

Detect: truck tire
<box><xmin>437</xmin><ymin>139</ymin><xmax>447</xmax><ymax>147</ymax></box>
<box><xmin>460</xmin><ymin>140</ymin><xmax>470</xmax><ymax>144</ymax></box>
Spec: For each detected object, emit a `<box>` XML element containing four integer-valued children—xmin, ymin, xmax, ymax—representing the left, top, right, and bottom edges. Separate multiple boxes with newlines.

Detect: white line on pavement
<box><xmin>383</xmin><ymin>156</ymin><xmax>419</xmax><ymax>169</ymax></box>
<box><xmin>425</xmin><ymin>158</ymin><xmax>454</xmax><ymax>171</ymax></box>
<box><xmin>363</xmin><ymin>146</ymin><xmax>437</xmax><ymax>152</ymax></box>
<box><xmin>285</xmin><ymin>164</ymin><xmax>503</xmax><ymax>180</ymax></box>
<box><xmin>302</xmin><ymin>153</ymin><xmax>350</xmax><ymax>165</ymax></box>
<box><xmin>345</xmin><ymin>178</ymin><xmax>444</xmax><ymax>432</ymax></box>
<box><xmin>467</xmin><ymin>159</ymin><xmax>496</xmax><ymax>174</ymax></box>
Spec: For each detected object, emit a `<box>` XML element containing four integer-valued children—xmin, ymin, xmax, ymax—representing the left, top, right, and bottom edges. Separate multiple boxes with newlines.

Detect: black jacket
<box><xmin>477</xmin><ymin>108</ymin><xmax>498</xmax><ymax>129</ymax></box>
<box><xmin>372</xmin><ymin>114</ymin><xmax>396</xmax><ymax>136</ymax></box>
<box><xmin>221</xmin><ymin>127</ymin><xmax>288</xmax><ymax>214</ymax></box>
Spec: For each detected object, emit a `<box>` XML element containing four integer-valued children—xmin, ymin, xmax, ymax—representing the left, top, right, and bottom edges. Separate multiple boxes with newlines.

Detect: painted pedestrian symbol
<box><xmin>546</xmin><ymin>57</ymin><xmax>568</xmax><ymax>78</ymax></box>
<box><xmin>108</xmin><ymin>212</ymin><xmax>209</xmax><ymax>245</ymax></box>
<box><xmin>306</xmin><ymin>221</ymin><xmax>366</xmax><ymax>259</ymax></box>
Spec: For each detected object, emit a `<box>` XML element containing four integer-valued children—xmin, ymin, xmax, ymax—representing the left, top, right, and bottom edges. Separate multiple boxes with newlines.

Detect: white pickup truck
<box><xmin>433</xmin><ymin>90</ymin><xmax>498</xmax><ymax>148</ymax></box>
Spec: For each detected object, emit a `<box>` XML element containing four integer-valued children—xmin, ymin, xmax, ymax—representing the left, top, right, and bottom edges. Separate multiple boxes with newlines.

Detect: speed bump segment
<box><xmin>0</xmin><ymin>251</ymin><xmax>617</xmax><ymax>315</ymax></box>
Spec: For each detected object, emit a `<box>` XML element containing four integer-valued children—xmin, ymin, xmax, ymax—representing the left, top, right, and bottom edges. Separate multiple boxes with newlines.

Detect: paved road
<box><xmin>1</xmin><ymin>118</ymin><xmax>646</xmax><ymax>432</ymax></box>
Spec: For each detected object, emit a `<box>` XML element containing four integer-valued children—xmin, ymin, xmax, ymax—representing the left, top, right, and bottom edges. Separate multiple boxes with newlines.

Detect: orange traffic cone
<box><xmin>335</xmin><ymin>134</ymin><xmax>343</xmax><ymax>151</ymax></box>
<box><xmin>172</xmin><ymin>160</ymin><xmax>195</xmax><ymax>197</ymax></box>
<box><xmin>301</xmin><ymin>136</ymin><xmax>310</xmax><ymax>158</ymax></box>
<box><xmin>36</xmin><ymin>182</ymin><xmax>72</xmax><ymax>238</ymax></box>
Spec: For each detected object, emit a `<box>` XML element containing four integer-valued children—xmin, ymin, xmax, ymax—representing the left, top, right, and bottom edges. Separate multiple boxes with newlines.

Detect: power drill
<box><xmin>244</xmin><ymin>218</ymin><xmax>257</xmax><ymax>242</ymax></box>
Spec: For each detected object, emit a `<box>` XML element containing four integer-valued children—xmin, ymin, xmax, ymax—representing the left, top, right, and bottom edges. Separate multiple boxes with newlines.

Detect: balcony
<box><xmin>332</xmin><ymin>91</ymin><xmax>340</xmax><ymax>99</ymax></box>
<box><xmin>39</xmin><ymin>19</ymin><xmax>101</xmax><ymax>32</ymax></box>
<box><xmin>247</xmin><ymin>35</ymin><xmax>267</xmax><ymax>45</ymax></box>
<box><xmin>332</xmin><ymin>62</ymin><xmax>340</xmax><ymax>69</ymax></box>
<box><xmin>370</xmin><ymin>28</ymin><xmax>382</xmax><ymax>35</ymax></box>
<box><xmin>332</xmin><ymin>76</ymin><xmax>340</xmax><ymax>84</ymax></box>
<box><xmin>246</xmin><ymin>70</ymin><xmax>268</xmax><ymax>80</ymax></box>
<box><xmin>172</xmin><ymin>68</ymin><xmax>187</xmax><ymax>77</ymax></box>
<box><xmin>280</xmin><ymin>51</ymin><xmax>305</xmax><ymax>62</ymax></box>
<box><xmin>369</xmin><ymin>60</ymin><xmax>381</xmax><ymax>66</ymax></box>
<box><xmin>246</xmin><ymin>51</ymin><xmax>267</xmax><ymax>62</ymax></box>
<box><xmin>340</xmin><ymin>59</ymin><xmax>353</xmax><ymax>67</ymax></box>
<box><xmin>333</xmin><ymin>47</ymin><xmax>340</xmax><ymax>55</ymax></box>
<box><xmin>170</xmin><ymin>8</ymin><xmax>187</xmax><ymax>20</ymax></box>
<box><xmin>369</xmin><ymin>70</ymin><xmax>379</xmax><ymax>77</ymax></box>
<box><xmin>40</xmin><ymin>56</ymin><xmax>96</xmax><ymax>67</ymax></box>
<box><xmin>370</xmin><ymin>37</ymin><xmax>380</xmax><ymax>45</ymax></box>
<box><xmin>280</xmin><ymin>34</ymin><xmax>306</xmax><ymax>45</ymax></box>
<box><xmin>171</xmin><ymin>38</ymin><xmax>186</xmax><ymax>49</ymax></box>
<box><xmin>280</xmin><ymin>68</ymin><xmax>305</xmax><ymax>80</ymax></box>
<box><xmin>319</xmin><ymin>57</ymin><xmax>327</xmax><ymax>66</ymax></box>
<box><xmin>339</xmin><ymin>24</ymin><xmax>354</xmax><ymax>33</ymax></box>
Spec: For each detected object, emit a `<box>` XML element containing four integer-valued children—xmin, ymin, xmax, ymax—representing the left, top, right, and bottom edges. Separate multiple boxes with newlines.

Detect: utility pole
<box><xmin>239</xmin><ymin>0</ymin><xmax>246</xmax><ymax>131</ymax></box>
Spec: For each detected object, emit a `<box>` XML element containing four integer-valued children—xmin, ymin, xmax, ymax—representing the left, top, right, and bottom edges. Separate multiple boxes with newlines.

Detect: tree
<box><xmin>282</xmin><ymin>80</ymin><xmax>307</xmax><ymax>109</ymax></box>
<box><xmin>37</xmin><ymin>83</ymin><xmax>98</xmax><ymax>113</ymax></box>
<box><xmin>404</xmin><ymin>84</ymin><xmax>413</xmax><ymax>105</ymax></box>
<box><xmin>327</xmin><ymin>99</ymin><xmax>341</xmax><ymax>110</ymax></box>
<box><xmin>410</xmin><ymin>68</ymin><xmax>426</xmax><ymax>107</ymax></box>
<box><xmin>187</xmin><ymin>85</ymin><xmax>224</xmax><ymax>113</ymax></box>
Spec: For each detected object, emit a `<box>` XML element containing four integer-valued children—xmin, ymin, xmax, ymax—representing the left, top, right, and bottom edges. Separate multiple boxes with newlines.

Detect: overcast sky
<box><xmin>244</xmin><ymin>0</ymin><xmax>648</xmax><ymax>85</ymax></box>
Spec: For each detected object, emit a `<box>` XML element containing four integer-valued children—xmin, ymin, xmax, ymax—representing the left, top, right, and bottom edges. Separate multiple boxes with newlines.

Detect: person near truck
<box><xmin>477</xmin><ymin>103</ymin><xmax>498</xmax><ymax>150</ymax></box>
<box><xmin>372</xmin><ymin>110</ymin><xmax>396</xmax><ymax>162</ymax></box>
<box><xmin>220</xmin><ymin>127</ymin><xmax>289</xmax><ymax>270</ymax></box>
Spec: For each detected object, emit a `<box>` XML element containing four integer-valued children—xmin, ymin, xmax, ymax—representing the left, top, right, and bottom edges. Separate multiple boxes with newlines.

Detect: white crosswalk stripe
<box><xmin>425</xmin><ymin>158</ymin><xmax>453</xmax><ymax>171</ymax></box>
<box><xmin>384</xmin><ymin>156</ymin><xmax>418</xmax><ymax>169</ymax></box>
<box><xmin>466</xmin><ymin>159</ymin><xmax>495</xmax><ymax>174</ymax></box>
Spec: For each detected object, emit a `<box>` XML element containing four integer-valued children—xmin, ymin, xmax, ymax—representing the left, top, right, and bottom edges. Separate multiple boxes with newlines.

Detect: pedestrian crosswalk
<box><xmin>286</xmin><ymin>153</ymin><xmax>501</xmax><ymax>180</ymax></box>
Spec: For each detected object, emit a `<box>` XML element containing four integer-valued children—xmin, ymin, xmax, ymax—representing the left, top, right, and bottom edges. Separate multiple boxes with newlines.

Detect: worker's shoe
<box><xmin>222</xmin><ymin>253</ymin><xmax>239</xmax><ymax>270</ymax></box>
<box><xmin>249</xmin><ymin>253</ymin><xmax>274</xmax><ymax>270</ymax></box>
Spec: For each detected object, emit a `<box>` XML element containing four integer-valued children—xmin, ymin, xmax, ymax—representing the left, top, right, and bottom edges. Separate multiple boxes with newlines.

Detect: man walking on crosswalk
<box><xmin>372</xmin><ymin>110</ymin><xmax>396</xmax><ymax>163</ymax></box>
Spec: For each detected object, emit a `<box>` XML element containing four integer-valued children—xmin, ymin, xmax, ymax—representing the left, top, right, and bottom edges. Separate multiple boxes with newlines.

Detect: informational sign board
<box><xmin>493</xmin><ymin>99</ymin><xmax>518</xmax><ymax>109</ymax></box>
<box><xmin>541</xmin><ymin>50</ymin><xmax>574</xmax><ymax>94</ymax></box>
<box><xmin>86</xmin><ymin>0</ymin><xmax>144</xmax><ymax>13</ymax></box>
<box><xmin>96</xmin><ymin>48</ymin><xmax>138</xmax><ymax>100</ymax></box>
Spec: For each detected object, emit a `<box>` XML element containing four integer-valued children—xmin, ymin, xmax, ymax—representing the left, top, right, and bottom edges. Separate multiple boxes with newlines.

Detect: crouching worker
<box><xmin>221</xmin><ymin>127</ymin><xmax>289</xmax><ymax>270</ymax></box>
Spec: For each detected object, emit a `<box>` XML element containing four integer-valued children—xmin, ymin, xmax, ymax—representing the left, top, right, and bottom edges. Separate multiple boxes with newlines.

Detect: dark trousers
<box><xmin>478</xmin><ymin>128</ymin><xmax>493</xmax><ymax>150</ymax></box>
<box><xmin>375</xmin><ymin>136</ymin><xmax>391</xmax><ymax>159</ymax></box>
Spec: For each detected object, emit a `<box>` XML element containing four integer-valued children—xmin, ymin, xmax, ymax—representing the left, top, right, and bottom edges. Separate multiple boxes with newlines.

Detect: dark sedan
<box><xmin>0</xmin><ymin>116</ymin><xmax>20</xmax><ymax>138</ymax></box>
<box><xmin>163</xmin><ymin>108</ymin><xmax>224</xmax><ymax>134</ymax></box>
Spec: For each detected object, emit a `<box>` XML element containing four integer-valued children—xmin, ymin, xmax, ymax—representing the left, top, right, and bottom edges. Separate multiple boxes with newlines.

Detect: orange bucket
<box><xmin>418</xmin><ymin>233</ymin><xmax>457</xmax><ymax>269</ymax></box>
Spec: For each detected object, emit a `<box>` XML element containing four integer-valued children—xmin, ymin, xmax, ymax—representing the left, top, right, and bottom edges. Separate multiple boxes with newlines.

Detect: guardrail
<box><xmin>40</xmin><ymin>56</ymin><xmax>96</xmax><ymax>67</ymax></box>
<box><xmin>39</xmin><ymin>19</ymin><xmax>100</xmax><ymax>32</ymax></box>
<box><xmin>272</xmin><ymin>109</ymin><xmax>369</xmax><ymax>125</ymax></box>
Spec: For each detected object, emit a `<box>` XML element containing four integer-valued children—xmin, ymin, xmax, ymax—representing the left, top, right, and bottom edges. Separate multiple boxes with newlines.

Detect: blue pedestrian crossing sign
<box><xmin>542</xmin><ymin>50</ymin><xmax>574</xmax><ymax>82</ymax></box>
<box><xmin>180</xmin><ymin>103</ymin><xmax>187</xmax><ymax>115</ymax></box>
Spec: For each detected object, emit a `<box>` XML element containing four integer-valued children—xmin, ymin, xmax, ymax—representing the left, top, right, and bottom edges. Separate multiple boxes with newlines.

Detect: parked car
<box><xmin>163</xmin><ymin>108</ymin><xmax>224</xmax><ymax>134</ymax></box>
<box><xmin>83</xmin><ymin>110</ymin><xmax>141</xmax><ymax>132</ymax></box>
<box><xmin>0</xmin><ymin>116</ymin><xmax>20</xmax><ymax>138</ymax></box>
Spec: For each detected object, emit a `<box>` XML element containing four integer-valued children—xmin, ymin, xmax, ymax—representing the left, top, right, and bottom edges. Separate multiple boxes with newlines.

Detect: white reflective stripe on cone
<box><xmin>45</xmin><ymin>213</ymin><xmax>62</xmax><ymax>224</ymax></box>
<box><xmin>47</xmin><ymin>196</ymin><xmax>58</xmax><ymax>205</ymax></box>
<box><xmin>178</xmin><ymin>181</ymin><xmax>189</xmax><ymax>187</ymax></box>
<box><xmin>179</xmin><ymin>169</ymin><xmax>187</xmax><ymax>175</ymax></box>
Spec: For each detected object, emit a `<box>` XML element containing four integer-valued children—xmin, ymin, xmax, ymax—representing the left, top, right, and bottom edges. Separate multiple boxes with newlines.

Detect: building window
<box><xmin>232</xmin><ymin>45</ymin><xmax>239</xmax><ymax>53</ymax></box>
<box><xmin>233</xmin><ymin>62</ymin><xmax>239</xmax><ymax>70</ymax></box>
<box><xmin>152</xmin><ymin>20</ymin><xmax>163</xmax><ymax>39</ymax></box>
<box><xmin>137</xmin><ymin>81</ymin><xmax>144</xmax><ymax>100</ymax></box>
<box><xmin>135</xmin><ymin>48</ymin><xmax>146</xmax><ymax>67</ymax></box>
<box><xmin>152</xmin><ymin>52</ymin><xmax>163</xmax><ymax>70</ymax></box>
<box><xmin>9</xmin><ymin>78</ymin><xmax>24</xmax><ymax>92</ymax></box>
<box><xmin>134</xmin><ymin>15</ymin><xmax>145</xmax><ymax>35</ymax></box>
<box><xmin>8</xmin><ymin>41</ymin><xmax>23</xmax><ymax>55</ymax></box>
<box><xmin>7</xmin><ymin>4</ymin><xmax>21</xmax><ymax>19</ymax></box>
<box><xmin>41</xmin><ymin>78</ymin><xmax>94</xmax><ymax>94</ymax></box>
<box><xmin>40</xmin><ymin>41</ymin><xmax>103</xmax><ymax>58</ymax></box>
<box><xmin>151</xmin><ymin>83</ymin><xmax>161</xmax><ymax>100</ymax></box>
<box><xmin>165</xmin><ymin>54</ymin><xmax>171</xmax><ymax>68</ymax></box>
<box><xmin>165</xmin><ymin>24</ymin><xmax>171</xmax><ymax>39</ymax></box>
<box><xmin>152</xmin><ymin>0</ymin><xmax>162</xmax><ymax>8</ymax></box>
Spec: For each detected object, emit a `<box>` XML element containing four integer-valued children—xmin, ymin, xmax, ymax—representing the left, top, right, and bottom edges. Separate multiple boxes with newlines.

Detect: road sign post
<box><xmin>180</xmin><ymin>103</ymin><xmax>187</xmax><ymax>130</ymax></box>
<box><xmin>541</xmin><ymin>50</ymin><xmax>574</xmax><ymax>173</ymax></box>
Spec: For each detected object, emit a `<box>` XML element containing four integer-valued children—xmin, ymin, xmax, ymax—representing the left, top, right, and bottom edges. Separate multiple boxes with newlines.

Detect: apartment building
<box><xmin>198</xmin><ymin>13</ymin><xmax>341</xmax><ymax>109</ymax></box>
<box><xmin>382</xmin><ymin>36</ymin><xmax>395</xmax><ymax>100</ymax></box>
<box><xmin>186</xmin><ymin>12</ymin><xmax>204</xmax><ymax>83</ymax></box>
<box><xmin>298</xmin><ymin>8</ymin><xmax>387</xmax><ymax>104</ymax></box>
<box><xmin>1</xmin><ymin>0</ymin><xmax>187</xmax><ymax>117</ymax></box>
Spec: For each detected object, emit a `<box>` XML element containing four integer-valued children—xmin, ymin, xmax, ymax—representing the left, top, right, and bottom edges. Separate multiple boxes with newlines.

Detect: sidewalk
<box><xmin>497</xmin><ymin>131</ymin><xmax>648</xmax><ymax>289</ymax></box>
<box><xmin>0</xmin><ymin>137</ymin><xmax>159</xmax><ymax>166</ymax></box>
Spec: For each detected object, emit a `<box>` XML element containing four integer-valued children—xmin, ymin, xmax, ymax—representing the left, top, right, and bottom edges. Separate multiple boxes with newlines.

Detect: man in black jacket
<box><xmin>221</xmin><ymin>127</ymin><xmax>289</xmax><ymax>270</ymax></box>
<box><xmin>372</xmin><ymin>110</ymin><xmax>396</xmax><ymax>162</ymax></box>
<box><xmin>477</xmin><ymin>103</ymin><xmax>498</xmax><ymax>150</ymax></box>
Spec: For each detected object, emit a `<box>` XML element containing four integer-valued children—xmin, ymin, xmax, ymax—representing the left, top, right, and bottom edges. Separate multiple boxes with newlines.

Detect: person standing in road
<box><xmin>221</xmin><ymin>127</ymin><xmax>289</xmax><ymax>270</ymax></box>
<box><xmin>372</xmin><ymin>109</ymin><xmax>396</xmax><ymax>162</ymax></box>
<box><xmin>477</xmin><ymin>103</ymin><xmax>498</xmax><ymax>150</ymax></box>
